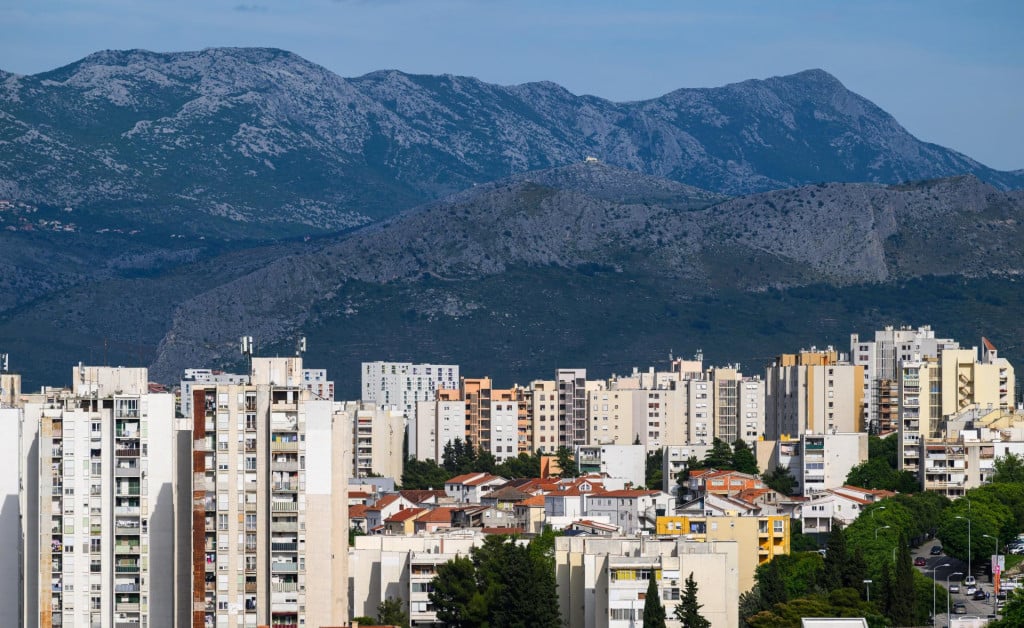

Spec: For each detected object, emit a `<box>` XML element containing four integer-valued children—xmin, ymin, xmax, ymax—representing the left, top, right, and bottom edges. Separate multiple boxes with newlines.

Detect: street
<box><xmin>913</xmin><ymin>540</ymin><xmax>1002</xmax><ymax>626</ymax></box>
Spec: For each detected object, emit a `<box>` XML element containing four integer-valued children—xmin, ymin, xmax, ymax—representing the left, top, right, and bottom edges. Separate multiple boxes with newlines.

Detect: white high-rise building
<box><xmin>183</xmin><ymin>356</ymin><xmax>350</xmax><ymax>628</ymax></box>
<box><xmin>415</xmin><ymin>394</ymin><xmax>466</xmax><ymax>463</ymax></box>
<box><xmin>16</xmin><ymin>366</ymin><xmax>178</xmax><ymax>628</ymax></box>
<box><xmin>361</xmin><ymin>362</ymin><xmax>459</xmax><ymax>457</ymax></box>
<box><xmin>850</xmin><ymin>325</ymin><xmax>959</xmax><ymax>433</ymax></box>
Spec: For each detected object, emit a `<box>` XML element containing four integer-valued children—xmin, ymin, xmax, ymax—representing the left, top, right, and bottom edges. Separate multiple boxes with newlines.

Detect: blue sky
<box><xmin>1</xmin><ymin>0</ymin><xmax>1021</xmax><ymax>170</ymax></box>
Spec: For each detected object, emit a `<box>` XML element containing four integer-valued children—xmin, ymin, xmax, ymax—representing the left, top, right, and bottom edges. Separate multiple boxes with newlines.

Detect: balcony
<box><xmin>114</xmin><ymin>583</ymin><xmax>140</xmax><ymax>593</ymax></box>
<box><xmin>114</xmin><ymin>507</ymin><xmax>141</xmax><ymax>516</ymax></box>
<box><xmin>271</xmin><ymin>521</ymin><xmax>298</xmax><ymax>533</ymax></box>
<box><xmin>271</xmin><ymin>461</ymin><xmax>299</xmax><ymax>472</ymax></box>
<box><xmin>115</xmin><ymin>603</ymin><xmax>140</xmax><ymax>613</ymax></box>
<box><xmin>115</xmin><ymin>544</ymin><xmax>141</xmax><ymax>555</ymax></box>
<box><xmin>271</xmin><ymin>542</ymin><xmax>298</xmax><ymax>552</ymax></box>
<box><xmin>270</xmin><ymin>441</ymin><xmax>298</xmax><ymax>452</ymax></box>
<box><xmin>272</xmin><ymin>502</ymin><xmax>298</xmax><ymax>512</ymax></box>
<box><xmin>115</xmin><ymin>466</ymin><xmax>140</xmax><ymax>477</ymax></box>
<box><xmin>272</xmin><ymin>582</ymin><xmax>299</xmax><ymax>592</ymax></box>
<box><xmin>115</xmin><ymin>565</ymin><xmax>140</xmax><ymax>574</ymax></box>
<box><xmin>271</xmin><ymin>562</ymin><xmax>298</xmax><ymax>573</ymax></box>
<box><xmin>116</xmin><ymin>449</ymin><xmax>140</xmax><ymax>458</ymax></box>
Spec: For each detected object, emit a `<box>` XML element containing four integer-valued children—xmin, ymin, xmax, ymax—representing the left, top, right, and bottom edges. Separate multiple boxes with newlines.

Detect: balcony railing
<box><xmin>271</xmin><ymin>562</ymin><xmax>298</xmax><ymax>572</ymax></box>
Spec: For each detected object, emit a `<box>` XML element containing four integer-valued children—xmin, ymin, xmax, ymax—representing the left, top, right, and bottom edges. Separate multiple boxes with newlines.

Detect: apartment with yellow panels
<box><xmin>655</xmin><ymin>514</ymin><xmax>790</xmax><ymax>592</ymax></box>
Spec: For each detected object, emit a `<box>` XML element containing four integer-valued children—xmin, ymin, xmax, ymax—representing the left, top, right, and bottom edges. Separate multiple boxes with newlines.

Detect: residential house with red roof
<box><xmin>383</xmin><ymin>507</ymin><xmax>427</xmax><ymax>535</ymax></box>
<box><xmin>443</xmin><ymin>473</ymin><xmax>508</xmax><ymax>503</ymax></box>
<box><xmin>586</xmin><ymin>489</ymin><xmax>672</xmax><ymax>535</ymax></box>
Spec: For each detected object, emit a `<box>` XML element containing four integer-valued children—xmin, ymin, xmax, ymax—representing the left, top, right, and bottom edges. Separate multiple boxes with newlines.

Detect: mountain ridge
<box><xmin>2</xmin><ymin>47</ymin><xmax>1021</xmax><ymax>238</ymax></box>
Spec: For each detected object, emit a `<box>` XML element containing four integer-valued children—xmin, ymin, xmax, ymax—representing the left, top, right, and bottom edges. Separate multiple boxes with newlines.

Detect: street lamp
<box><xmin>870</xmin><ymin>506</ymin><xmax>887</xmax><ymax>521</ymax></box>
<box><xmin>946</xmin><ymin>571</ymin><xmax>963</xmax><ymax>622</ymax></box>
<box><xmin>932</xmin><ymin>562</ymin><xmax>951</xmax><ymax>626</ymax></box>
<box><xmin>984</xmin><ymin>533</ymin><xmax>1000</xmax><ymax>616</ymax></box>
<box><xmin>864</xmin><ymin>578</ymin><xmax>873</xmax><ymax>602</ymax></box>
<box><xmin>956</xmin><ymin>515</ymin><xmax>971</xmax><ymax>577</ymax></box>
<box><xmin>876</xmin><ymin>525</ymin><xmax>891</xmax><ymax>540</ymax></box>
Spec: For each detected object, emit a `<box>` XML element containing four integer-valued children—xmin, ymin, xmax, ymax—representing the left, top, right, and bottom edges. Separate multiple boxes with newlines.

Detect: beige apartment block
<box><xmin>183</xmin><ymin>357</ymin><xmax>349</xmax><ymax>628</ymax></box>
<box><xmin>17</xmin><ymin>366</ymin><xmax>177</xmax><ymax>628</ymax></box>
<box><xmin>761</xmin><ymin>432</ymin><xmax>868</xmax><ymax>495</ymax></box>
<box><xmin>415</xmin><ymin>393</ymin><xmax>466</xmax><ymax>463</ymax></box>
<box><xmin>0</xmin><ymin>370</ymin><xmax>20</xmax><ymax>407</ymax></box>
<box><xmin>529</xmin><ymin>380</ymin><xmax>559</xmax><ymax>453</ymax></box>
<box><xmin>850</xmin><ymin>325</ymin><xmax>959</xmax><ymax>434</ymax></box>
<box><xmin>348</xmin><ymin>531</ymin><xmax>492</xmax><ymax>625</ymax></box>
<box><xmin>765</xmin><ymin>348</ymin><xmax>864</xmax><ymax>439</ymax></box>
<box><xmin>898</xmin><ymin>343</ymin><xmax>1015</xmax><ymax>476</ymax></box>
<box><xmin>920</xmin><ymin>405</ymin><xmax>1024</xmax><ymax>497</ymax></box>
<box><xmin>555</xmin><ymin>535</ymin><xmax>739</xmax><ymax>628</ymax></box>
<box><xmin>338</xmin><ymin>400</ymin><xmax>404</xmax><ymax>480</ymax></box>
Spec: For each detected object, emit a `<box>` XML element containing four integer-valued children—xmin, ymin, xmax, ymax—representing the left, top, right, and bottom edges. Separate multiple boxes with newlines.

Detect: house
<box><xmin>686</xmin><ymin>469</ymin><xmax>766</xmax><ymax>501</ymax></box>
<box><xmin>677</xmin><ymin>493</ymin><xmax>763</xmax><ymax>518</ymax></box>
<box><xmin>586</xmin><ymin>490</ymin><xmax>672</xmax><ymax>535</ymax></box>
<box><xmin>364</xmin><ymin>494</ymin><xmax>416</xmax><ymax>532</ymax></box>
<box><xmin>383</xmin><ymin>507</ymin><xmax>427</xmax><ymax>535</ymax></box>
<box><xmin>514</xmin><ymin>495</ymin><xmax>548</xmax><ymax>534</ymax></box>
<box><xmin>798</xmin><ymin>486</ymin><xmax>894</xmax><ymax>535</ymax></box>
<box><xmin>399</xmin><ymin>489</ymin><xmax>450</xmax><ymax>507</ymax></box>
<box><xmin>444</xmin><ymin>473</ymin><xmax>509</xmax><ymax>503</ymax></box>
<box><xmin>349</xmin><ymin>504</ymin><xmax>369</xmax><ymax>533</ymax></box>
<box><xmin>481</xmin><ymin>485</ymin><xmax>534</xmax><ymax>511</ymax></box>
<box><xmin>565</xmin><ymin>519</ymin><xmax>620</xmax><ymax>536</ymax></box>
<box><xmin>413</xmin><ymin>506</ymin><xmax>457</xmax><ymax>534</ymax></box>
<box><xmin>451</xmin><ymin>504</ymin><xmax>517</xmax><ymax>529</ymax></box>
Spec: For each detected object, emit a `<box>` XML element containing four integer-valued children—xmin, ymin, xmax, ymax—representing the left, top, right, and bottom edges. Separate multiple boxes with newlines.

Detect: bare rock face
<box><xmin>2</xmin><ymin>49</ymin><xmax>1021</xmax><ymax>239</ymax></box>
<box><xmin>148</xmin><ymin>165</ymin><xmax>1024</xmax><ymax>381</ymax></box>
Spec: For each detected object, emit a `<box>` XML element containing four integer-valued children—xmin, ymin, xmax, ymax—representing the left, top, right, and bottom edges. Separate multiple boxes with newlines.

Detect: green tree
<box><xmin>351</xmin><ymin>617</ymin><xmax>376</xmax><ymax>626</ymax></box>
<box><xmin>845</xmin><ymin>458</ymin><xmax>897</xmax><ymax>490</ymax></box>
<box><xmin>762</xmin><ymin>465</ymin><xmax>796</xmax><ymax>496</ymax></box>
<box><xmin>822</xmin><ymin>526</ymin><xmax>850</xmax><ymax>592</ymax></box>
<box><xmin>430</xmin><ymin>554</ymin><xmax>488</xmax><ymax>628</ymax></box>
<box><xmin>891</xmin><ymin>534</ymin><xmax>917</xmax><ymax>626</ymax></box>
<box><xmin>643</xmin><ymin>575</ymin><xmax>667</xmax><ymax>628</ymax></box>
<box><xmin>646</xmin><ymin>448</ymin><xmax>665</xmax><ymax>489</ymax></box>
<box><xmin>495</xmin><ymin>451</ymin><xmax>542</xmax><ymax>479</ymax></box>
<box><xmin>673</xmin><ymin>572</ymin><xmax>710</xmax><ymax>628</ymax></box>
<box><xmin>993</xmin><ymin>451</ymin><xmax>1024</xmax><ymax>484</ymax></box>
<box><xmin>400</xmin><ymin>457</ymin><xmax>451</xmax><ymax>490</ymax></box>
<box><xmin>989</xmin><ymin>588</ymin><xmax>1024</xmax><ymax>627</ymax></box>
<box><xmin>556</xmin><ymin>446</ymin><xmax>579</xmax><ymax>478</ymax></box>
<box><xmin>759</xmin><ymin>558</ymin><xmax>788</xmax><ymax>607</ymax></box>
<box><xmin>703</xmin><ymin>438</ymin><xmax>733</xmax><ymax>469</ymax></box>
<box><xmin>731</xmin><ymin>439</ymin><xmax>759</xmax><ymax>474</ymax></box>
<box><xmin>868</xmin><ymin>435</ymin><xmax>898</xmax><ymax>469</ymax></box>
<box><xmin>377</xmin><ymin>596</ymin><xmax>409</xmax><ymax>628</ymax></box>
<box><xmin>789</xmin><ymin>519</ymin><xmax>820</xmax><ymax>552</ymax></box>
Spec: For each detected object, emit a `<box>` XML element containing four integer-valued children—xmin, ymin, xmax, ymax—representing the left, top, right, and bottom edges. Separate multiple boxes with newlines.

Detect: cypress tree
<box><xmin>643</xmin><ymin>575</ymin><xmax>667</xmax><ymax>628</ymax></box>
<box><xmin>674</xmin><ymin>572</ymin><xmax>711</xmax><ymax>628</ymax></box>
<box><xmin>821</xmin><ymin>525</ymin><xmax>850</xmax><ymax>592</ymax></box>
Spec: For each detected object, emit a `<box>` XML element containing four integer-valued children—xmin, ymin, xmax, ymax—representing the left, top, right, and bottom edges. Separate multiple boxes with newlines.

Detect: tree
<box><xmin>430</xmin><ymin>554</ymin><xmax>487</xmax><ymax>628</ymax></box>
<box><xmin>993</xmin><ymin>451</ymin><xmax>1024</xmax><ymax>484</ymax></box>
<box><xmin>762</xmin><ymin>465</ymin><xmax>796</xmax><ymax>496</ymax></box>
<box><xmin>400</xmin><ymin>457</ymin><xmax>451</xmax><ymax>490</ymax></box>
<box><xmin>789</xmin><ymin>519</ymin><xmax>820</xmax><ymax>552</ymax></box>
<box><xmin>646</xmin><ymin>448</ymin><xmax>665</xmax><ymax>490</ymax></box>
<box><xmin>845</xmin><ymin>458</ymin><xmax>897</xmax><ymax>490</ymax></box>
<box><xmin>643</xmin><ymin>575</ymin><xmax>667</xmax><ymax>628</ymax></box>
<box><xmin>758</xmin><ymin>558</ymin><xmax>788</xmax><ymax>607</ymax></box>
<box><xmin>732</xmin><ymin>439</ymin><xmax>759</xmax><ymax>474</ymax></box>
<box><xmin>377</xmin><ymin>597</ymin><xmax>409</xmax><ymax>628</ymax></box>
<box><xmin>702</xmin><ymin>438</ymin><xmax>733</xmax><ymax>469</ymax></box>
<box><xmin>891</xmin><ymin>534</ymin><xmax>917</xmax><ymax>626</ymax></box>
<box><xmin>821</xmin><ymin>526</ymin><xmax>849</xmax><ymax>592</ymax></box>
<box><xmin>556</xmin><ymin>446</ymin><xmax>579</xmax><ymax>478</ymax></box>
<box><xmin>674</xmin><ymin>572</ymin><xmax>711</xmax><ymax>628</ymax></box>
<box><xmin>868</xmin><ymin>435</ymin><xmax>898</xmax><ymax>469</ymax></box>
<box><xmin>989</xmin><ymin>588</ymin><xmax>1024</xmax><ymax>627</ymax></box>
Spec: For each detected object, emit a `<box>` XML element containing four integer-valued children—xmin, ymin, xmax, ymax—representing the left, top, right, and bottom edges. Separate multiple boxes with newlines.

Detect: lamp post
<box><xmin>956</xmin><ymin>515</ymin><xmax>971</xmax><ymax>578</ymax></box>
<box><xmin>946</xmin><ymin>571</ymin><xmax>963</xmax><ymax>622</ymax></box>
<box><xmin>984</xmin><ymin>533</ymin><xmax>1000</xmax><ymax>616</ymax></box>
<box><xmin>876</xmin><ymin>525</ymin><xmax>891</xmax><ymax>540</ymax></box>
<box><xmin>870</xmin><ymin>506</ymin><xmax>887</xmax><ymax>521</ymax></box>
<box><xmin>864</xmin><ymin>579</ymin><xmax>873</xmax><ymax>602</ymax></box>
<box><xmin>932</xmin><ymin>562</ymin><xmax>951</xmax><ymax>626</ymax></box>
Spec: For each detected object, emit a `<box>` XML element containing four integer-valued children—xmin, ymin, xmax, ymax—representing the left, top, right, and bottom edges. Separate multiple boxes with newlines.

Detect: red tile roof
<box><xmin>385</xmin><ymin>507</ymin><xmax>426</xmax><ymax>523</ymax></box>
<box><xmin>349</xmin><ymin>505</ymin><xmax>368</xmax><ymax>519</ymax></box>
<box><xmin>417</xmin><ymin>507</ymin><xmax>456</xmax><ymax>524</ymax></box>
<box><xmin>516</xmin><ymin>495</ymin><xmax>546</xmax><ymax>507</ymax></box>
<box><xmin>367</xmin><ymin>494</ymin><xmax>401</xmax><ymax>511</ymax></box>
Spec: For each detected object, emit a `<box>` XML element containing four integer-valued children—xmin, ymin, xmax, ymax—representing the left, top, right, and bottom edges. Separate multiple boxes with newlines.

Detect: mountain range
<box><xmin>1</xmin><ymin>48</ymin><xmax>1022</xmax><ymax>392</ymax></box>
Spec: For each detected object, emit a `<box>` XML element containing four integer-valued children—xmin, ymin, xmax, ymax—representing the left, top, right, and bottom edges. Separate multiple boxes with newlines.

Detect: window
<box><xmin>218</xmin><ymin>514</ymin><xmax>229</xmax><ymax>531</ymax></box>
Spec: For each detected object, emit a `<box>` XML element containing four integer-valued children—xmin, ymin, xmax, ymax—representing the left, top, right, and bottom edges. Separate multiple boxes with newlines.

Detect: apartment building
<box><xmin>15</xmin><ymin>366</ymin><xmax>177</xmax><ymax>628</ymax></box>
<box><xmin>575</xmin><ymin>445</ymin><xmax>646</xmax><ymax>487</ymax></box>
<box><xmin>338</xmin><ymin>401</ymin><xmax>404</xmax><ymax>480</ymax></box>
<box><xmin>764</xmin><ymin>348</ymin><xmax>864</xmax><ymax>439</ymax></box>
<box><xmin>414</xmin><ymin>392</ymin><xmax>466</xmax><ymax>463</ymax></box>
<box><xmin>558</xmin><ymin>368</ymin><xmax>590</xmax><ymax>449</ymax></box>
<box><xmin>348</xmin><ymin>531</ymin><xmax>491</xmax><ymax>626</ymax></box>
<box><xmin>919</xmin><ymin>405</ymin><xmax>1024</xmax><ymax>497</ymax></box>
<box><xmin>528</xmin><ymin>380</ymin><xmax>559</xmax><ymax>453</ymax></box>
<box><xmin>180</xmin><ymin>369</ymin><xmax>250</xmax><ymax>419</ymax></box>
<box><xmin>655</xmin><ymin>513</ymin><xmax>790</xmax><ymax>592</ymax></box>
<box><xmin>661</xmin><ymin>444</ymin><xmax>714</xmax><ymax>497</ymax></box>
<box><xmin>555</xmin><ymin>535</ymin><xmax>739</xmax><ymax>628</ymax></box>
<box><xmin>361</xmin><ymin>362</ymin><xmax>460</xmax><ymax>458</ymax></box>
<box><xmin>759</xmin><ymin>432</ymin><xmax>868</xmax><ymax>496</ymax></box>
<box><xmin>585</xmin><ymin>489</ymin><xmax>672</xmax><ymax>535</ymax></box>
<box><xmin>184</xmin><ymin>356</ymin><xmax>349</xmax><ymax>628</ymax></box>
<box><xmin>898</xmin><ymin>344</ymin><xmax>1015</xmax><ymax>475</ymax></box>
<box><xmin>850</xmin><ymin>325</ymin><xmax>959</xmax><ymax>433</ymax></box>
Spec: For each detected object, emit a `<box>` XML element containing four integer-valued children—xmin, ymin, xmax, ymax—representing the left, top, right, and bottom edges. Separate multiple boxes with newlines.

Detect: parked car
<box><xmin>953</xmin><ymin>602</ymin><xmax>968</xmax><ymax>614</ymax></box>
<box><xmin>974</xmin><ymin>589</ymin><xmax>989</xmax><ymax>600</ymax></box>
<box><xmin>950</xmin><ymin>583</ymin><xmax>961</xmax><ymax>593</ymax></box>
<box><xmin>930</xmin><ymin>545</ymin><xmax>943</xmax><ymax>555</ymax></box>
<box><xmin>966</xmin><ymin>585</ymin><xmax>977</xmax><ymax>595</ymax></box>
<box><xmin>914</xmin><ymin>557</ymin><xmax>927</xmax><ymax>566</ymax></box>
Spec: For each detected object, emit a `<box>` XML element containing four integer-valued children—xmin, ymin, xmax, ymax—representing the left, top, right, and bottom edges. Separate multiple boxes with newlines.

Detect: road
<box><xmin>912</xmin><ymin>540</ymin><xmax>1002</xmax><ymax>626</ymax></box>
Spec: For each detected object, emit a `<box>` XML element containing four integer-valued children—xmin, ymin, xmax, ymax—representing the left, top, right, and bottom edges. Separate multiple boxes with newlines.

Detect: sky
<box><xmin>1</xmin><ymin>0</ymin><xmax>1021</xmax><ymax>170</ymax></box>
